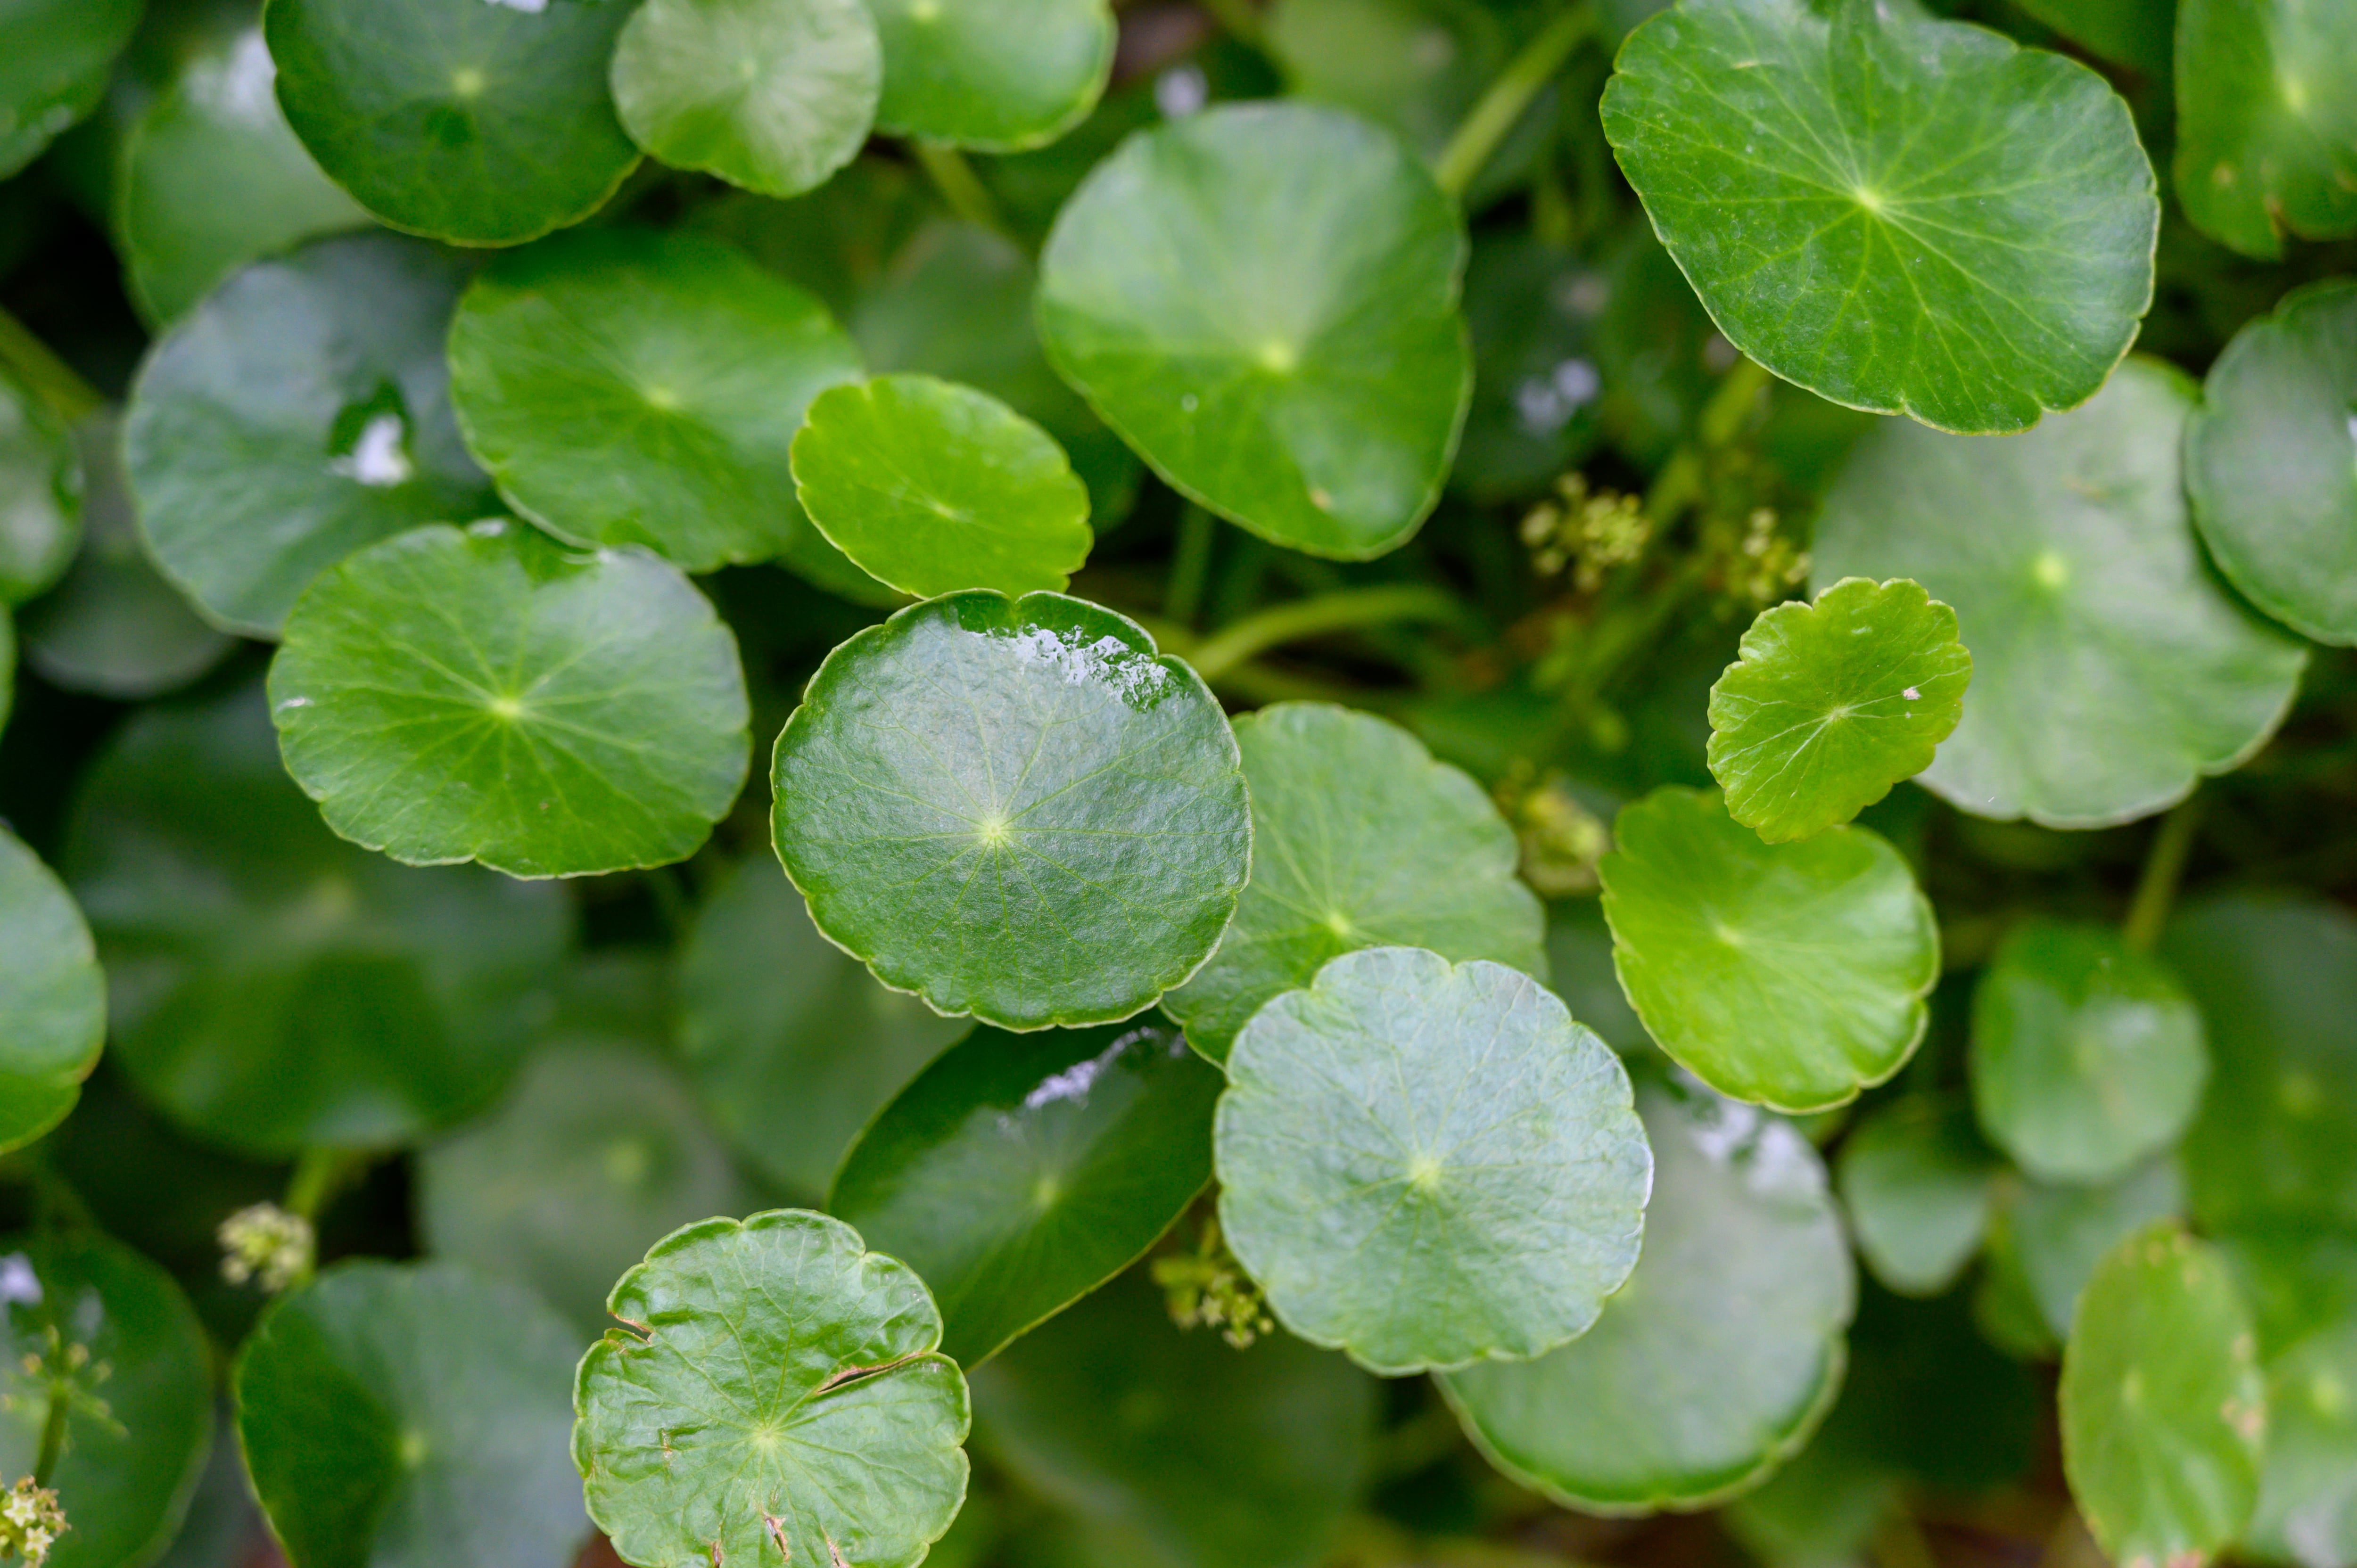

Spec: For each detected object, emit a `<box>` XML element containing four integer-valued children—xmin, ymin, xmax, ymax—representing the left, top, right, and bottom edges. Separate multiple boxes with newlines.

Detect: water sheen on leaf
<box><xmin>2172</xmin><ymin>0</ymin><xmax>2357</xmax><ymax>259</ymax></box>
<box><xmin>830</xmin><ymin>1013</ymin><xmax>1220</xmax><ymax>1366</ymax></box>
<box><xmin>1036</xmin><ymin>101</ymin><xmax>1472</xmax><ymax>560</ymax></box>
<box><xmin>1600</xmin><ymin>787</ymin><xmax>1939</xmax><ymax>1113</ymax></box>
<box><xmin>1163</xmin><ymin>702</ymin><xmax>1545</xmax><ymax>1063</ymax></box>
<box><xmin>867</xmin><ymin>0</ymin><xmax>1114</xmax><ymax>153</ymax></box>
<box><xmin>1707</xmin><ymin>577</ymin><xmax>1971</xmax><ymax>843</ymax></box>
<box><xmin>0</xmin><ymin>372</ymin><xmax>82</xmax><ymax>605</ymax></box>
<box><xmin>574</xmin><ymin>1210</ymin><xmax>970</xmax><ymax>1568</ymax></box>
<box><xmin>1215</xmin><ymin>946</ymin><xmax>1651</xmax><ymax>1376</ymax></box>
<box><xmin>0</xmin><ymin>829</ymin><xmax>104</xmax><ymax>1156</ymax></box>
<box><xmin>1600</xmin><ymin>0</ymin><xmax>2158</xmax><ymax>434</ymax></box>
<box><xmin>1836</xmin><ymin>1095</ymin><xmax>1998</xmax><ymax>1297</ymax></box>
<box><xmin>0</xmin><ymin>0</ymin><xmax>142</xmax><ymax>178</ymax></box>
<box><xmin>1813</xmin><ymin>358</ymin><xmax>2307</xmax><ymax>829</ymax></box>
<box><xmin>772</xmin><ymin>590</ymin><xmax>1249</xmax><ymax>1031</ymax></box>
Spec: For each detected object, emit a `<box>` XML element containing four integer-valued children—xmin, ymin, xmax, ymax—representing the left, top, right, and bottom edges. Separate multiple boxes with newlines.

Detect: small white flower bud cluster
<box><xmin>218</xmin><ymin>1204</ymin><xmax>314</xmax><ymax>1294</ymax></box>
<box><xmin>0</xmin><ymin>1477</ymin><xmax>66</xmax><ymax>1565</ymax></box>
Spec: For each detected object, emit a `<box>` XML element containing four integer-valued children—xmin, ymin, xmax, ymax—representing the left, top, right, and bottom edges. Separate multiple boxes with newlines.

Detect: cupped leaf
<box><xmin>868</xmin><ymin>0</ymin><xmax>1113</xmax><ymax>152</ymax></box>
<box><xmin>2060</xmin><ymin>1223</ymin><xmax>2266</xmax><ymax>1568</ymax></box>
<box><xmin>0</xmin><ymin>0</ymin><xmax>141</xmax><ymax>178</ymax></box>
<box><xmin>64</xmin><ymin>676</ymin><xmax>575</xmax><ymax>1156</ymax></box>
<box><xmin>2173</xmin><ymin>0</ymin><xmax>2357</xmax><ymax>259</ymax></box>
<box><xmin>0</xmin><ymin>1231</ymin><xmax>212</xmax><ymax>1568</ymax></box>
<box><xmin>1163</xmin><ymin>702</ymin><xmax>1545</xmax><ymax>1063</ymax></box>
<box><xmin>1216</xmin><ymin>946</ymin><xmax>1651</xmax><ymax>1376</ymax></box>
<box><xmin>264</xmin><ymin>0</ymin><xmax>641</xmax><ymax>246</ymax></box>
<box><xmin>0</xmin><ymin>371</ymin><xmax>81</xmax><ymax>604</ymax></box>
<box><xmin>1036</xmin><ymin>101</ymin><xmax>1471</xmax><ymax>559</ymax></box>
<box><xmin>1707</xmin><ymin>578</ymin><xmax>1970</xmax><ymax>843</ymax></box>
<box><xmin>1599</xmin><ymin>787</ymin><xmax>1939</xmax><ymax>1113</ymax></box>
<box><xmin>1600</xmin><ymin>0</ymin><xmax>2158</xmax><ymax>434</ymax></box>
<box><xmin>1836</xmin><ymin>1095</ymin><xmax>1998</xmax><ymax>1298</ymax></box>
<box><xmin>575</xmin><ymin>1210</ymin><xmax>970</xmax><ymax>1568</ymax></box>
<box><xmin>124</xmin><ymin>231</ymin><xmax>496</xmax><ymax>637</ymax></box>
<box><xmin>831</xmin><ymin>1013</ymin><xmax>1220</xmax><ymax>1366</ymax></box>
<box><xmin>1971</xmin><ymin>920</ymin><xmax>2208</xmax><ymax>1185</ymax></box>
<box><xmin>2185</xmin><ymin>279</ymin><xmax>2357</xmax><ymax>645</ymax></box>
<box><xmin>772</xmin><ymin>590</ymin><xmax>1249</xmax><ymax>1031</ymax></box>
<box><xmin>447</xmin><ymin>227</ymin><xmax>870</xmax><ymax>581</ymax></box>
<box><xmin>1442</xmin><ymin>1076</ymin><xmax>1854</xmax><ymax>1513</ymax></box>
<box><xmin>2012</xmin><ymin>1156</ymin><xmax>2188</xmax><ymax>1338</ymax></box>
<box><xmin>270</xmin><ymin>520</ymin><xmax>752</xmax><ymax>878</ymax></box>
<box><xmin>1813</xmin><ymin>358</ymin><xmax>2308</xmax><ymax>829</ymax></box>
<box><xmin>0</xmin><ymin>828</ymin><xmax>104</xmax><ymax>1156</ymax></box>
<box><xmin>611</xmin><ymin>0</ymin><xmax>879</xmax><ymax>198</ymax></box>
<box><xmin>792</xmin><ymin>374</ymin><xmax>1091</xmax><ymax>599</ymax></box>
<box><xmin>237</xmin><ymin>1261</ymin><xmax>587</xmax><ymax>1568</ymax></box>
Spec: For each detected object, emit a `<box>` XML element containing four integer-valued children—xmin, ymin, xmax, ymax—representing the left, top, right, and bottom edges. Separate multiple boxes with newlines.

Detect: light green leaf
<box><xmin>1708</xmin><ymin>578</ymin><xmax>1971</xmax><ymax>843</ymax></box>
<box><xmin>0</xmin><ymin>828</ymin><xmax>103</xmax><ymax>1157</ymax></box>
<box><xmin>447</xmin><ymin>227</ymin><xmax>871</xmax><ymax>582</ymax></box>
<box><xmin>2012</xmin><ymin>1156</ymin><xmax>2187</xmax><ymax>1338</ymax></box>
<box><xmin>2013</xmin><ymin>0</ymin><xmax>2174</xmax><ymax>74</ymax></box>
<box><xmin>866</xmin><ymin>0</ymin><xmax>1113</xmax><ymax>153</ymax></box>
<box><xmin>0</xmin><ymin>371</ymin><xmax>81</xmax><ymax>604</ymax></box>
<box><xmin>1599</xmin><ymin>786</ymin><xmax>1939</xmax><ymax>1113</ymax></box>
<box><xmin>1836</xmin><ymin>1095</ymin><xmax>1998</xmax><ymax>1298</ymax></box>
<box><xmin>0</xmin><ymin>1232</ymin><xmax>212</xmax><ymax>1568</ymax></box>
<box><xmin>0</xmin><ymin>0</ymin><xmax>141</xmax><ymax>178</ymax></box>
<box><xmin>1216</xmin><ymin>946</ymin><xmax>1651</xmax><ymax>1376</ymax></box>
<box><xmin>1036</xmin><ymin>101</ymin><xmax>1472</xmax><ymax>559</ymax></box>
<box><xmin>2060</xmin><ymin>1223</ymin><xmax>2266</xmax><ymax>1568</ymax></box>
<box><xmin>1813</xmin><ymin>358</ymin><xmax>2308</xmax><ymax>829</ymax></box>
<box><xmin>1442</xmin><ymin>1075</ymin><xmax>1854</xmax><ymax>1513</ymax></box>
<box><xmin>612</xmin><ymin>0</ymin><xmax>879</xmax><ymax>198</ymax></box>
<box><xmin>270</xmin><ymin>520</ymin><xmax>752</xmax><ymax>878</ymax></box>
<box><xmin>124</xmin><ymin>232</ymin><xmax>497</xmax><ymax>637</ymax></box>
<box><xmin>2185</xmin><ymin>279</ymin><xmax>2357</xmax><ymax>645</ymax></box>
<box><xmin>2173</xmin><ymin>0</ymin><xmax>2357</xmax><ymax>258</ymax></box>
<box><xmin>2222</xmin><ymin>1229</ymin><xmax>2357</xmax><ymax>1568</ymax></box>
<box><xmin>1971</xmin><ymin>920</ymin><xmax>2208</xmax><ymax>1185</ymax></box>
<box><xmin>772</xmin><ymin>591</ymin><xmax>1249</xmax><ymax>1031</ymax></box>
<box><xmin>575</xmin><ymin>1210</ymin><xmax>970</xmax><ymax>1568</ymax></box>
<box><xmin>63</xmin><ymin>675</ymin><xmax>575</xmax><ymax>1156</ymax></box>
<box><xmin>678</xmin><ymin>859</ymin><xmax>968</xmax><ymax>1198</ymax></box>
<box><xmin>1163</xmin><ymin>702</ymin><xmax>1545</xmax><ymax>1063</ymax></box>
<box><xmin>831</xmin><ymin>1014</ymin><xmax>1220</xmax><ymax>1366</ymax></box>
<box><xmin>237</xmin><ymin>1262</ymin><xmax>587</xmax><ymax>1568</ymax></box>
<box><xmin>792</xmin><ymin>374</ymin><xmax>1092</xmax><ymax>599</ymax></box>
<box><xmin>1600</xmin><ymin>0</ymin><xmax>2158</xmax><ymax>434</ymax></box>
<box><xmin>265</xmin><ymin>0</ymin><xmax>640</xmax><ymax>246</ymax></box>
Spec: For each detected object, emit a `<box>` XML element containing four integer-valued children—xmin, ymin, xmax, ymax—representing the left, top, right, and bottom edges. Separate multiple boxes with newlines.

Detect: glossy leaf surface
<box><xmin>2173</xmin><ymin>0</ymin><xmax>2357</xmax><ymax>258</ymax></box>
<box><xmin>0</xmin><ymin>828</ymin><xmax>104</xmax><ymax>1156</ymax></box>
<box><xmin>1036</xmin><ymin>101</ymin><xmax>1471</xmax><ymax>559</ymax></box>
<box><xmin>0</xmin><ymin>371</ymin><xmax>81</xmax><ymax>604</ymax></box>
<box><xmin>575</xmin><ymin>1210</ymin><xmax>970</xmax><ymax>1568</ymax></box>
<box><xmin>270</xmin><ymin>520</ymin><xmax>752</xmax><ymax>878</ymax></box>
<box><xmin>832</xmin><ymin>1013</ymin><xmax>1220</xmax><ymax>1366</ymax></box>
<box><xmin>1600</xmin><ymin>787</ymin><xmax>1939</xmax><ymax>1112</ymax></box>
<box><xmin>0</xmin><ymin>0</ymin><xmax>141</xmax><ymax>178</ymax></box>
<box><xmin>1164</xmin><ymin>702</ymin><xmax>1545</xmax><ymax>1062</ymax></box>
<box><xmin>1813</xmin><ymin>359</ymin><xmax>2307</xmax><ymax>828</ymax></box>
<box><xmin>867</xmin><ymin>0</ymin><xmax>1113</xmax><ymax>152</ymax></box>
<box><xmin>1837</xmin><ymin>1095</ymin><xmax>1997</xmax><ymax>1297</ymax></box>
<box><xmin>772</xmin><ymin>591</ymin><xmax>1249</xmax><ymax>1031</ymax></box>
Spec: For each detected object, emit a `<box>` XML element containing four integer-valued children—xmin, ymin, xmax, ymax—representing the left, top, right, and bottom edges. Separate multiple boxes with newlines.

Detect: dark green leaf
<box><xmin>0</xmin><ymin>828</ymin><xmax>103</xmax><ymax>1156</ymax></box>
<box><xmin>0</xmin><ymin>0</ymin><xmax>142</xmax><ymax>178</ymax></box>
<box><xmin>0</xmin><ymin>371</ymin><xmax>81</xmax><ymax>605</ymax></box>
<box><xmin>2012</xmin><ymin>1156</ymin><xmax>2187</xmax><ymax>1338</ymax></box>
<box><xmin>2012</xmin><ymin>0</ymin><xmax>2173</xmax><ymax>74</ymax></box>
<box><xmin>1836</xmin><ymin>1095</ymin><xmax>1997</xmax><ymax>1297</ymax></box>
<box><xmin>867</xmin><ymin>0</ymin><xmax>1113</xmax><ymax>152</ymax></box>
<box><xmin>2173</xmin><ymin>0</ymin><xmax>2357</xmax><ymax>258</ymax></box>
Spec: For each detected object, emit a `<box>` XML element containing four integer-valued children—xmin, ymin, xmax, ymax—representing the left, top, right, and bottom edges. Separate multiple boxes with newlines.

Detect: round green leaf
<box><xmin>1836</xmin><ymin>1095</ymin><xmax>1998</xmax><ymax>1298</ymax></box>
<box><xmin>0</xmin><ymin>371</ymin><xmax>81</xmax><ymax>605</ymax></box>
<box><xmin>2172</xmin><ymin>0</ymin><xmax>2357</xmax><ymax>259</ymax></box>
<box><xmin>1215</xmin><ymin>945</ymin><xmax>1651</xmax><ymax>1376</ymax></box>
<box><xmin>1442</xmin><ymin>1075</ymin><xmax>1854</xmax><ymax>1513</ymax></box>
<box><xmin>611</xmin><ymin>0</ymin><xmax>879</xmax><ymax>198</ymax></box>
<box><xmin>2012</xmin><ymin>1156</ymin><xmax>2188</xmax><ymax>1338</ymax></box>
<box><xmin>124</xmin><ymin>231</ymin><xmax>497</xmax><ymax>638</ymax></box>
<box><xmin>1707</xmin><ymin>578</ymin><xmax>1971</xmax><ymax>843</ymax></box>
<box><xmin>2223</xmin><ymin>1230</ymin><xmax>2357</xmax><ymax>1568</ymax></box>
<box><xmin>1970</xmin><ymin>919</ymin><xmax>2209</xmax><ymax>1186</ymax></box>
<box><xmin>447</xmin><ymin>227</ymin><xmax>870</xmax><ymax>580</ymax></box>
<box><xmin>1036</xmin><ymin>101</ymin><xmax>1472</xmax><ymax>560</ymax></box>
<box><xmin>2185</xmin><ymin>279</ymin><xmax>2357</xmax><ymax>645</ymax></box>
<box><xmin>678</xmin><ymin>859</ymin><xmax>968</xmax><ymax>1198</ymax></box>
<box><xmin>264</xmin><ymin>0</ymin><xmax>641</xmax><ymax>246</ymax></box>
<box><xmin>0</xmin><ymin>828</ymin><xmax>103</xmax><ymax>1156</ymax></box>
<box><xmin>575</xmin><ymin>1210</ymin><xmax>971</xmax><ymax>1568</ymax></box>
<box><xmin>831</xmin><ymin>1013</ymin><xmax>1221</xmax><ymax>1367</ymax></box>
<box><xmin>1162</xmin><ymin>701</ymin><xmax>1546</xmax><ymax>1063</ymax></box>
<box><xmin>270</xmin><ymin>520</ymin><xmax>752</xmax><ymax>878</ymax></box>
<box><xmin>792</xmin><ymin>374</ymin><xmax>1092</xmax><ymax>600</ymax></box>
<box><xmin>2060</xmin><ymin>1223</ymin><xmax>2266</xmax><ymax>1568</ymax></box>
<box><xmin>772</xmin><ymin>590</ymin><xmax>1249</xmax><ymax>1031</ymax></box>
<box><xmin>63</xmin><ymin>675</ymin><xmax>576</xmax><ymax>1156</ymax></box>
<box><xmin>0</xmin><ymin>0</ymin><xmax>141</xmax><ymax>178</ymax></box>
<box><xmin>0</xmin><ymin>1231</ymin><xmax>212</xmax><ymax>1568</ymax></box>
<box><xmin>1599</xmin><ymin>786</ymin><xmax>1939</xmax><ymax>1113</ymax></box>
<box><xmin>237</xmin><ymin>1261</ymin><xmax>587</xmax><ymax>1568</ymax></box>
<box><xmin>115</xmin><ymin>25</ymin><xmax>372</xmax><ymax>326</ymax></box>
<box><xmin>868</xmin><ymin>0</ymin><xmax>1113</xmax><ymax>153</ymax></box>
<box><xmin>1813</xmin><ymin>358</ymin><xmax>2308</xmax><ymax>829</ymax></box>
<box><xmin>1599</xmin><ymin>0</ymin><xmax>2158</xmax><ymax>435</ymax></box>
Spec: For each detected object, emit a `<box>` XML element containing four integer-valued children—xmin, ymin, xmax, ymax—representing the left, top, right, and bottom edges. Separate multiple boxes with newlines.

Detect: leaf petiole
<box><xmin>2121</xmin><ymin>793</ymin><xmax>2202</xmax><ymax>954</ymax></box>
<box><xmin>908</xmin><ymin>141</ymin><xmax>1012</xmax><ymax>241</ymax></box>
<box><xmin>0</xmin><ymin>308</ymin><xmax>104</xmax><ymax>424</ymax></box>
<box><xmin>1433</xmin><ymin>2</ymin><xmax>1597</xmax><ymax>200</ymax></box>
<box><xmin>1185</xmin><ymin>584</ymin><xmax>1468</xmax><ymax>680</ymax></box>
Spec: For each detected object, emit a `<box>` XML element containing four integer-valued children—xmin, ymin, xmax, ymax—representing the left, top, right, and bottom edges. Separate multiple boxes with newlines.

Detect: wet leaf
<box><xmin>868</xmin><ymin>0</ymin><xmax>1113</xmax><ymax>152</ymax></box>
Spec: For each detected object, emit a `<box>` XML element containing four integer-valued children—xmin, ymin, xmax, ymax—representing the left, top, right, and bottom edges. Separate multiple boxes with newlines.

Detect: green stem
<box><xmin>31</xmin><ymin>1380</ymin><xmax>69</xmax><ymax>1489</ymax></box>
<box><xmin>1433</xmin><ymin>3</ymin><xmax>1597</xmax><ymax>199</ymax></box>
<box><xmin>1165</xmin><ymin>506</ymin><xmax>1218</xmax><ymax>628</ymax></box>
<box><xmin>0</xmin><ymin>307</ymin><xmax>104</xmax><ymax>423</ymax></box>
<box><xmin>1197</xmin><ymin>0</ymin><xmax>1268</xmax><ymax>48</ymax></box>
<box><xmin>1186</xmin><ymin>585</ymin><xmax>1467</xmax><ymax>681</ymax></box>
<box><xmin>2122</xmin><ymin>793</ymin><xmax>2202</xmax><ymax>954</ymax></box>
<box><xmin>910</xmin><ymin>142</ymin><xmax>1010</xmax><ymax>239</ymax></box>
<box><xmin>1698</xmin><ymin>353</ymin><xmax>1773</xmax><ymax>448</ymax></box>
<box><xmin>284</xmin><ymin>1147</ymin><xmax>365</xmax><ymax>1223</ymax></box>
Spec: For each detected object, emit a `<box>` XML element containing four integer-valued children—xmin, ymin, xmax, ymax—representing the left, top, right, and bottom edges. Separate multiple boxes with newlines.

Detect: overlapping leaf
<box><xmin>2173</xmin><ymin>0</ymin><xmax>2357</xmax><ymax>258</ymax></box>
<box><xmin>1836</xmin><ymin>1095</ymin><xmax>1997</xmax><ymax>1297</ymax></box>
